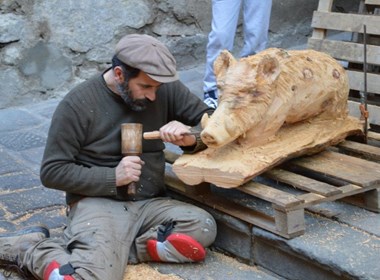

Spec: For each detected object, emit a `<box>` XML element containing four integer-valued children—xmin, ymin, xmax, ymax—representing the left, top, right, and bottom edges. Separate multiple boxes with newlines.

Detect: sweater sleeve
<box><xmin>40</xmin><ymin>100</ymin><xmax>118</xmax><ymax>197</ymax></box>
<box><xmin>162</xmin><ymin>81</ymin><xmax>214</xmax><ymax>153</ymax></box>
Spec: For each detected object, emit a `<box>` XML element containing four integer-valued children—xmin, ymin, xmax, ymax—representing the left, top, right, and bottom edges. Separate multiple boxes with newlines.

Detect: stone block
<box><xmin>0</xmin><ymin>108</ymin><xmax>42</xmax><ymax>132</ymax></box>
<box><xmin>0</xmin><ymin>150</ymin><xmax>24</xmax><ymax>174</ymax></box>
<box><xmin>19</xmin><ymin>206</ymin><xmax>66</xmax><ymax>231</ymax></box>
<box><xmin>0</xmin><ymin>131</ymin><xmax>46</xmax><ymax>151</ymax></box>
<box><xmin>0</xmin><ymin>172</ymin><xmax>40</xmax><ymax>192</ymax></box>
<box><xmin>1</xmin><ymin>187</ymin><xmax>65</xmax><ymax>216</ymax></box>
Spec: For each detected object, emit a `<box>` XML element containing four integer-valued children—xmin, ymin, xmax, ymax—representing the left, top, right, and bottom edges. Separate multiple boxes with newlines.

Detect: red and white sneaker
<box><xmin>44</xmin><ymin>260</ymin><xmax>75</xmax><ymax>280</ymax></box>
<box><xmin>147</xmin><ymin>233</ymin><xmax>206</xmax><ymax>263</ymax></box>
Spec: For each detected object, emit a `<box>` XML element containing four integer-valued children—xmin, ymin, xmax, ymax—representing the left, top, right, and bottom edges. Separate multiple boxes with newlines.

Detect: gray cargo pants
<box><xmin>22</xmin><ymin>197</ymin><xmax>217</xmax><ymax>280</ymax></box>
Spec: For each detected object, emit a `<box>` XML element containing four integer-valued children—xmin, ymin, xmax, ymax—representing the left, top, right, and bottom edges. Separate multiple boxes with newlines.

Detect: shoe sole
<box><xmin>166</xmin><ymin>233</ymin><xmax>206</xmax><ymax>262</ymax></box>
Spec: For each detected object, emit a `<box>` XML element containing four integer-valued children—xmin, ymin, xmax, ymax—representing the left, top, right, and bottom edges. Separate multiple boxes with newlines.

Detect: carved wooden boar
<box><xmin>200</xmin><ymin>48</ymin><xmax>349</xmax><ymax>148</ymax></box>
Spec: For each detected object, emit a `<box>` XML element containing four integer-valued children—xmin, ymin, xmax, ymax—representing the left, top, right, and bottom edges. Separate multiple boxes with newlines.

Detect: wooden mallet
<box><xmin>121</xmin><ymin>123</ymin><xmax>143</xmax><ymax>195</ymax></box>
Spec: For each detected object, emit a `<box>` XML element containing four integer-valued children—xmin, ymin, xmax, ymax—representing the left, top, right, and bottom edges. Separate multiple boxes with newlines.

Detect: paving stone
<box><xmin>22</xmin><ymin>99</ymin><xmax>60</xmax><ymax>120</ymax></box>
<box><xmin>0</xmin><ymin>108</ymin><xmax>42</xmax><ymax>132</ymax></box>
<box><xmin>0</xmin><ymin>150</ymin><xmax>24</xmax><ymax>174</ymax></box>
<box><xmin>1</xmin><ymin>187</ymin><xmax>65</xmax><ymax>216</ymax></box>
<box><xmin>0</xmin><ymin>172</ymin><xmax>41</xmax><ymax>192</ymax></box>
<box><xmin>253</xmin><ymin>215</ymin><xmax>380</xmax><ymax>280</ymax></box>
<box><xmin>19</xmin><ymin>206</ymin><xmax>66</xmax><ymax>230</ymax></box>
<box><xmin>151</xmin><ymin>249</ymin><xmax>279</xmax><ymax>280</ymax></box>
<box><xmin>0</xmin><ymin>207</ymin><xmax>5</xmax><ymax>217</ymax></box>
<box><xmin>0</xmin><ymin>131</ymin><xmax>47</xmax><ymax>151</ymax></box>
<box><xmin>16</xmin><ymin>146</ymin><xmax>46</xmax><ymax>174</ymax></box>
<box><xmin>0</xmin><ymin>221</ymin><xmax>16</xmax><ymax>232</ymax></box>
<box><xmin>307</xmin><ymin>201</ymin><xmax>380</xmax><ymax>237</ymax></box>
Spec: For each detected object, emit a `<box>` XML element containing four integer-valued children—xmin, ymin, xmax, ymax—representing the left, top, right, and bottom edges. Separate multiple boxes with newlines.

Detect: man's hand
<box><xmin>115</xmin><ymin>156</ymin><xmax>145</xmax><ymax>187</ymax></box>
<box><xmin>159</xmin><ymin>121</ymin><xmax>196</xmax><ymax>147</ymax></box>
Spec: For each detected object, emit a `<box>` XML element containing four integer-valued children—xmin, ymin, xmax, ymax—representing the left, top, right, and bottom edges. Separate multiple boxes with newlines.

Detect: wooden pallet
<box><xmin>164</xmin><ymin>133</ymin><xmax>380</xmax><ymax>239</ymax></box>
<box><xmin>308</xmin><ymin>0</ymin><xmax>380</xmax><ymax>129</ymax></box>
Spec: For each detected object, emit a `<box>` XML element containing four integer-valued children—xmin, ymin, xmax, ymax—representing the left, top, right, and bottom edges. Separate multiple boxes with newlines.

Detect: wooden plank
<box><xmin>317</xmin><ymin>0</ymin><xmax>334</xmax><ymax>11</ymax></box>
<box><xmin>342</xmin><ymin>188</ymin><xmax>380</xmax><ymax>212</ymax></box>
<box><xmin>311</xmin><ymin>0</ymin><xmax>334</xmax><ymax>40</ymax></box>
<box><xmin>363</xmin><ymin>188</ymin><xmax>380</xmax><ymax>212</ymax></box>
<box><xmin>291</xmin><ymin>184</ymin><xmax>377</xmax><ymax>210</ymax></box>
<box><xmin>308</xmin><ymin>38</ymin><xmax>380</xmax><ymax>66</ymax></box>
<box><xmin>289</xmin><ymin>151</ymin><xmax>380</xmax><ymax>187</ymax></box>
<box><xmin>347</xmin><ymin>70</ymin><xmax>380</xmax><ymax>95</ymax></box>
<box><xmin>348</xmin><ymin>100</ymin><xmax>380</xmax><ymax>126</ymax></box>
<box><xmin>368</xmin><ymin>131</ymin><xmax>380</xmax><ymax>141</ymax></box>
<box><xmin>238</xmin><ymin>181</ymin><xmax>304</xmax><ymax>209</ymax></box>
<box><xmin>311</xmin><ymin>11</ymin><xmax>380</xmax><ymax>35</ymax></box>
<box><xmin>365</xmin><ymin>0</ymin><xmax>380</xmax><ymax>5</ymax></box>
<box><xmin>274</xmin><ymin>208</ymin><xmax>305</xmax><ymax>235</ymax></box>
<box><xmin>338</xmin><ymin>140</ymin><xmax>380</xmax><ymax>162</ymax></box>
<box><xmin>264</xmin><ymin>168</ymin><xmax>342</xmax><ymax>196</ymax></box>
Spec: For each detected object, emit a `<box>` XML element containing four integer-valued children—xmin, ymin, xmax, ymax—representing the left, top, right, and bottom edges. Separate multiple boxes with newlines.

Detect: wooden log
<box><xmin>173</xmin><ymin>115</ymin><xmax>363</xmax><ymax>188</ymax></box>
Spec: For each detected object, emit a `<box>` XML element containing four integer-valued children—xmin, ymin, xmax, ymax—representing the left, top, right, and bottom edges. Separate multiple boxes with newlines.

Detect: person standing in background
<box><xmin>203</xmin><ymin>0</ymin><xmax>273</xmax><ymax>108</ymax></box>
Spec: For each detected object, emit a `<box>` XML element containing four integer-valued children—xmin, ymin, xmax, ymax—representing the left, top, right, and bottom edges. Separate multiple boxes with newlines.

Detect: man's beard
<box><xmin>117</xmin><ymin>82</ymin><xmax>150</xmax><ymax>112</ymax></box>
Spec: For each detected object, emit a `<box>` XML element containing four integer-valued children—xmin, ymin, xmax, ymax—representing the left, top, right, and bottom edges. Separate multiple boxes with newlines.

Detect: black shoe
<box><xmin>0</xmin><ymin>225</ymin><xmax>49</xmax><ymax>265</ymax></box>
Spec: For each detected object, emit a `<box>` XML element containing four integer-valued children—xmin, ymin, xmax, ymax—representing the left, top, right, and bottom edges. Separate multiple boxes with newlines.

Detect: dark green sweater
<box><xmin>40</xmin><ymin>72</ymin><xmax>212</xmax><ymax>205</ymax></box>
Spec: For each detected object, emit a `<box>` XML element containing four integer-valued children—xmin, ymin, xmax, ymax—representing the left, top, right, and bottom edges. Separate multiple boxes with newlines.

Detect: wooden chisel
<box><xmin>143</xmin><ymin>130</ymin><xmax>200</xmax><ymax>140</ymax></box>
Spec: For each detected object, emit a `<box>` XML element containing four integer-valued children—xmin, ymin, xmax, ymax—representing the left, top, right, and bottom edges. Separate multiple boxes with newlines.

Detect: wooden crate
<box><xmin>164</xmin><ymin>132</ymin><xmax>380</xmax><ymax>239</ymax></box>
<box><xmin>308</xmin><ymin>0</ymin><xmax>380</xmax><ymax>129</ymax></box>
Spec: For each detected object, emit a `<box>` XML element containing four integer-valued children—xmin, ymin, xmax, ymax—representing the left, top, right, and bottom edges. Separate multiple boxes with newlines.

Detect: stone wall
<box><xmin>0</xmin><ymin>0</ymin><xmax>358</xmax><ymax>108</ymax></box>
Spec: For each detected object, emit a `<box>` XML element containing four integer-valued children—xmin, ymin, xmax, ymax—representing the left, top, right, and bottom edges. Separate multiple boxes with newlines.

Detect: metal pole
<box><xmin>362</xmin><ymin>24</ymin><xmax>368</xmax><ymax>143</ymax></box>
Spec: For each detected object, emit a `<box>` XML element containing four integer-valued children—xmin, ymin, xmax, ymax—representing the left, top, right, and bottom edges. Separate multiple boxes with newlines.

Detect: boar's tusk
<box><xmin>201</xmin><ymin>113</ymin><xmax>209</xmax><ymax>129</ymax></box>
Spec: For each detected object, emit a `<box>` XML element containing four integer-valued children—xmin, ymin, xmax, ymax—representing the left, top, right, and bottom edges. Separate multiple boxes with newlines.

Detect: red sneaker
<box><xmin>147</xmin><ymin>233</ymin><xmax>206</xmax><ymax>263</ymax></box>
<box><xmin>44</xmin><ymin>260</ymin><xmax>75</xmax><ymax>280</ymax></box>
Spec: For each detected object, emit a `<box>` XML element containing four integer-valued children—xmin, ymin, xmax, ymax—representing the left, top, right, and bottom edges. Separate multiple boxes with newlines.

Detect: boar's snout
<box><xmin>200</xmin><ymin>131</ymin><xmax>218</xmax><ymax>147</ymax></box>
<box><xmin>200</xmin><ymin>113</ymin><xmax>240</xmax><ymax>148</ymax></box>
<box><xmin>201</xmin><ymin>129</ymin><xmax>230</xmax><ymax>148</ymax></box>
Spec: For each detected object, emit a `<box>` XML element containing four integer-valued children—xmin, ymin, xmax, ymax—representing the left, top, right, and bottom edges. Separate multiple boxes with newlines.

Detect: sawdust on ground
<box><xmin>123</xmin><ymin>263</ymin><xmax>182</xmax><ymax>280</ymax></box>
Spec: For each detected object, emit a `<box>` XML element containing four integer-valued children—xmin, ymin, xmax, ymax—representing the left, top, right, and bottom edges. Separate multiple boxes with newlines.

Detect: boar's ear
<box><xmin>214</xmin><ymin>50</ymin><xmax>236</xmax><ymax>80</ymax></box>
<box><xmin>257</xmin><ymin>55</ymin><xmax>280</xmax><ymax>83</ymax></box>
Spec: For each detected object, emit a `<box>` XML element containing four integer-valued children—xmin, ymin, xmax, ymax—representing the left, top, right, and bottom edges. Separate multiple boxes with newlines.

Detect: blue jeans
<box><xmin>203</xmin><ymin>0</ymin><xmax>272</xmax><ymax>95</ymax></box>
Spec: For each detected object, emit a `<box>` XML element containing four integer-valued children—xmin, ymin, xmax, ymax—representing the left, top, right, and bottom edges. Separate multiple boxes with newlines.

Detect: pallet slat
<box><xmin>365</xmin><ymin>0</ymin><xmax>380</xmax><ymax>5</ymax></box>
<box><xmin>368</xmin><ymin>131</ymin><xmax>380</xmax><ymax>141</ymax></box>
<box><xmin>346</xmin><ymin>70</ymin><xmax>380</xmax><ymax>95</ymax></box>
<box><xmin>291</xmin><ymin>184</ymin><xmax>377</xmax><ymax>211</ymax></box>
<box><xmin>311</xmin><ymin>11</ymin><xmax>380</xmax><ymax>35</ymax></box>
<box><xmin>308</xmin><ymin>38</ymin><xmax>380</xmax><ymax>67</ymax></box>
<box><xmin>238</xmin><ymin>182</ymin><xmax>304</xmax><ymax>209</ymax></box>
<box><xmin>264</xmin><ymin>168</ymin><xmax>342</xmax><ymax>196</ymax></box>
<box><xmin>289</xmin><ymin>151</ymin><xmax>380</xmax><ymax>187</ymax></box>
<box><xmin>338</xmin><ymin>140</ymin><xmax>380</xmax><ymax>162</ymax></box>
